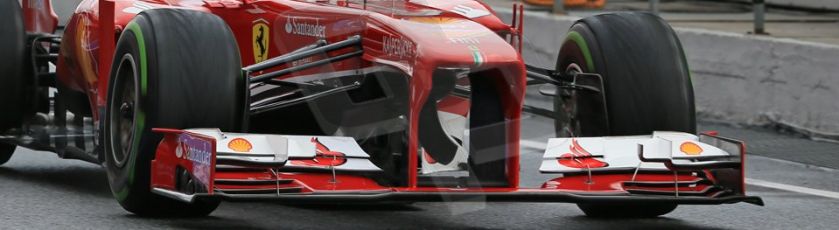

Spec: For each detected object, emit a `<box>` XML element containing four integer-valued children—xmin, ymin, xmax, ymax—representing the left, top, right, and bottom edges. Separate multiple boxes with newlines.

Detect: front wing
<box><xmin>149</xmin><ymin>129</ymin><xmax>763</xmax><ymax>206</ymax></box>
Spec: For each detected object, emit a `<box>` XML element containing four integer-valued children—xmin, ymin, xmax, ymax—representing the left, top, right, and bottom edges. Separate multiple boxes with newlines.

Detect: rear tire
<box><xmin>103</xmin><ymin>9</ymin><xmax>245</xmax><ymax>217</ymax></box>
<box><xmin>0</xmin><ymin>0</ymin><xmax>27</xmax><ymax>132</ymax></box>
<box><xmin>554</xmin><ymin>12</ymin><xmax>695</xmax><ymax>218</ymax></box>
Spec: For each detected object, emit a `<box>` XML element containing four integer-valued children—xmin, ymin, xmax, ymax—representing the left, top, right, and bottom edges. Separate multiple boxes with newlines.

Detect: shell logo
<box><xmin>228</xmin><ymin>138</ymin><xmax>253</xmax><ymax>152</ymax></box>
<box><xmin>680</xmin><ymin>142</ymin><xmax>703</xmax><ymax>156</ymax></box>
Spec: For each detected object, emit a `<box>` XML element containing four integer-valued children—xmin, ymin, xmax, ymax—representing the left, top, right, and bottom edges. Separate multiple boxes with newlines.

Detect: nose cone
<box><xmin>398</xmin><ymin>17</ymin><xmax>520</xmax><ymax>69</ymax></box>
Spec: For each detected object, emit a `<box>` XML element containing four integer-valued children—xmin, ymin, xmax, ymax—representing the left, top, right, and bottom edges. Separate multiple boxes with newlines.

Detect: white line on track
<box><xmin>520</xmin><ymin>140</ymin><xmax>547</xmax><ymax>151</ymax></box>
<box><xmin>746</xmin><ymin>178</ymin><xmax>839</xmax><ymax>200</ymax></box>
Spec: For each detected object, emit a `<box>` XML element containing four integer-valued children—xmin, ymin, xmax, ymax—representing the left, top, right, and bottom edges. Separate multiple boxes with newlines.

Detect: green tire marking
<box><xmin>126</xmin><ymin>22</ymin><xmax>148</xmax><ymax>96</ymax></box>
<box><xmin>115</xmin><ymin>21</ymin><xmax>149</xmax><ymax>202</ymax></box>
<box><xmin>677</xmin><ymin>38</ymin><xmax>693</xmax><ymax>81</ymax></box>
<box><xmin>565</xmin><ymin>31</ymin><xmax>595</xmax><ymax>71</ymax></box>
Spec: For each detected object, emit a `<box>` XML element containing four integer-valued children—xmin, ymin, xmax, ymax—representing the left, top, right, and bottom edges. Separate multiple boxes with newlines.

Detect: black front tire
<box><xmin>0</xmin><ymin>0</ymin><xmax>27</xmax><ymax>132</ymax></box>
<box><xmin>103</xmin><ymin>9</ymin><xmax>245</xmax><ymax>217</ymax></box>
<box><xmin>555</xmin><ymin>12</ymin><xmax>695</xmax><ymax>218</ymax></box>
<box><xmin>0</xmin><ymin>143</ymin><xmax>15</xmax><ymax>166</ymax></box>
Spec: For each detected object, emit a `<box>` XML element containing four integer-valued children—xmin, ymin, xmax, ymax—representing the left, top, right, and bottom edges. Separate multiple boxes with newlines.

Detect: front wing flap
<box><xmin>149</xmin><ymin>128</ymin><xmax>384</xmax><ymax>202</ymax></box>
<box><xmin>540</xmin><ymin>131</ymin><xmax>752</xmax><ymax>200</ymax></box>
<box><xmin>148</xmin><ymin>129</ymin><xmax>761</xmax><ymax>206</ymax></box>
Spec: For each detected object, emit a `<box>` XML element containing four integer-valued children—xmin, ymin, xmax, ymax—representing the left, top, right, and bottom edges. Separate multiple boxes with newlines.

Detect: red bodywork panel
<box><xmin>57</xmin><ymin>0</ymin><xmax>521</xmax><ymax>114</ymax></box>
<box><xmin>21</xmin><ymin>0</ymin><xmax>59</xmax><ymax>34</ymax></box>
<box><xmin>58</xmin><ymin>0</ymin><xmax>526</xmax><ymax>188</ymax></box>
<box><xmin>53</xmin><ymin>1</ymin><xmax>760</xmax><ymax>206</ymax></box>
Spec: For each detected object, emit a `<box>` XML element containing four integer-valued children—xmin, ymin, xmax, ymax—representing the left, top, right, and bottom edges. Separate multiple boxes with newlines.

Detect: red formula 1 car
<box><xmin>0</xmin><ymin>0</ymin><xmax>762</xmax><ymax>217</ymax></box>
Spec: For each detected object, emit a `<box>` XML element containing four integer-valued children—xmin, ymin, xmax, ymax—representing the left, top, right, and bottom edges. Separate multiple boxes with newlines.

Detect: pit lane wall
<box><xmin>736</xmin><ymin>0</ymin><xmax>839</xmax><ymax>11</ymax></box>
<box><xmin>498</xmin><ymin>10</ymin><xmax>839</xmax><ymax>134</ymax></box>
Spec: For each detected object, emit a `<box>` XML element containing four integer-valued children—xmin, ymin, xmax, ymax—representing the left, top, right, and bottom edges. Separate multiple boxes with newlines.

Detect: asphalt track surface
<box><xmin>1</xmin><ymin>114</ymin><xmax>838</xmax><ymax>229</ymax></box>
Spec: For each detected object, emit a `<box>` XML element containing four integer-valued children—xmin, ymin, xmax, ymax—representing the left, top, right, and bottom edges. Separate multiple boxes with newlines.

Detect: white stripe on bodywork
<box><xmin>451</xmin><ymin>5</ymin><xmax>490</xmax><ymax>19</ymax></box>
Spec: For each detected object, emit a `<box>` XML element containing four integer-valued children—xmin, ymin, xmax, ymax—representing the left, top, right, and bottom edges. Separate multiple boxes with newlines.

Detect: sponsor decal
<box><xmin>467</xmin><ymin>45</ymin><xmax>485</xmax><ymax>66</ymax></box>
<box><xmin>74</xmin><ymin>17</ymin><xmax>99</xmax><ymax>84</ymax></box>
<box><xmin>227</xmin><ymin>138</ymin><xmax>253</xmax><ymax>153</ymax></box>
<box><xmin>297</xmin><ymin>137</ymin><xmax>347</xmax><ymax>167</ymax></box>
<box><xmin>407</xmin><ymin>17</ymin><xmax>490</xmax><ymax>44</ymax></box>
<box><xmin>450</xmin><ymin>37</ymin><xmax>481</xmax><ymax>45</ymax></box>
<box><xmin>284</xmin><ymin>16</ymin><xmax>326</xmax><ymax>38</ymax></box>
<box><xmin>407</xmin><ymin>17</ymin><xmax>463</xmax><ymax>25</ymax></box>
<box><xmin>451</xmin><ymin>5</ymin><xmax>490</xmax><ymax>19</ymax></box>
<box><xmin>177</xmin><ymin>135</ymin><xmax>213</xmax><ymax>165</ymax></box>
<box><xmin>383</xmin><ymin>36</ymin><xmax>415</xmax><ymax>59</ymax></box>
<box><xmin>557</xmin><ymin>139</ymin><xmax>608</xmax><ymax>168</ymax></box>
<box><xmin>252</xmin><ymin>19</ymin><xmax>270</xmax><ymax>63</ymax></box>
<box><xmin>175</xmin><ymin>134</ymin><xmax>213</xmax><ymax>193</ymax></box>
<box><xmin>443</xmin><ymin>27</ymin><xmax>490</xmax><ymax>44</ymax></box>
<box><xmin>291</xmin><ymin>56</ymin><xmax>313</xmax><ymax>67</ymax></box>
<box><xmin>680</xmin><ymin>142</ymin><xmax>703</xmax><ymax>156</ymax></box>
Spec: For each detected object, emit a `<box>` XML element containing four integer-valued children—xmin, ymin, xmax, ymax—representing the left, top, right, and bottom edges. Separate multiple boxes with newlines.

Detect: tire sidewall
<box><xmin>556</xmin><ymin>13</ymin><xmax>694</xmax><ymax>217</ymax></box>
<box><xmin>0</xmin><ymin>143</ymin><xmax>16</xmax><ymax>165</ymax></box>
<box><xmin>104</xmin><ymin>18</ymin><xmax>153</xmax><ymax>208</ymax></box>
<box><xmin>554</xmin><ymin>23</ymin><xmax>607</xmax><ymax>136</ymax></box>
<box><xmin>555</xmin><ymin>13</ymin><xmax>696</xmax><ymax>136</ymax></box>
<box><xmin>556</xmin><ymin>24</ymin><xmax>601</xmax><ymax>75</ymax></box>
<box><xmin>103</xmin><ymin>9</ymin><xmax>243</xmax><ymax>216</ymax></box>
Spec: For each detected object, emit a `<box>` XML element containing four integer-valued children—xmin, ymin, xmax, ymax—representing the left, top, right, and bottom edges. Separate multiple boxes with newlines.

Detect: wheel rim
<box><xmin>109</xmin><ymin>54</ymin><xmax>139</xmax><ymax>168</ymax></box>
<box><xmin>555</xmin><ymin>63</ymin><xmax>584</xmax><ymax>137</ymax></box>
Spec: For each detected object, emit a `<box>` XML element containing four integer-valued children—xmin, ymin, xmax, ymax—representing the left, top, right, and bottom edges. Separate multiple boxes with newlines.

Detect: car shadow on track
<box><xmin>275</xmin><ymin>202</ymin><xmax>422</xmax><ymax>211</ymax></box>
<box><xmin>0</xmin><ymin>165</ymin><xmax>112</xmax><ymax>199</ymax></box>
<box><xmin>564</xmin><ymin>215</ymin><xmax>731</xmax><ymax>230</ymax></box>
<box><xmin>121</xmin><ymin>215</ymin><xmax>274</xmax><ymax>230</ymax></box>
<box><xmin>131</xmin><ymin>203</ymin><xmax>475</xmax><ymax>230</ymax></box>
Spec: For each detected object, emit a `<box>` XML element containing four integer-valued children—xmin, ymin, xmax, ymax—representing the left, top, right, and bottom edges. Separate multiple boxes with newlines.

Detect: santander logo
<box><xmin>284</xmin><ymin>16</ymin><xmax>326</xmax><ymax>38</ymax></box>
<box><xmin>175</xmin><ymin>137</ymin><xmax>212</xmax><ymax>165</ymax></box>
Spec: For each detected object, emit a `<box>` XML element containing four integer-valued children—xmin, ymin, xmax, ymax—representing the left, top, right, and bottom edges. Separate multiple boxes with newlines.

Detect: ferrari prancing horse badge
<box><xmin>252</xmin><ymin>19</ymin><xmax>270</xmax><ymax>63</ymax></box>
